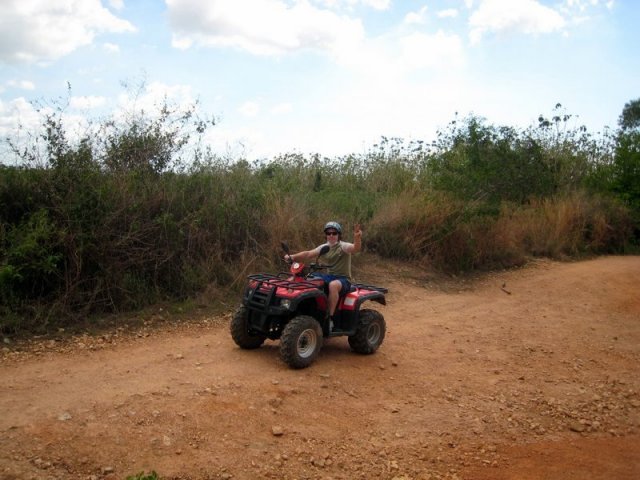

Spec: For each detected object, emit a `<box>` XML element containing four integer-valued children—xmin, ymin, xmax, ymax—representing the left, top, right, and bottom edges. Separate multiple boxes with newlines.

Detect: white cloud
<box><xmin>437</xmin><ymin>9</ymin><xmax>459</xmax><ymax>18</ymax></box>
<box><xmin>120</xmin><ymin>81</ymin><xmax>196</xmax><ymax>109</ymax></box>
<box><xmin>359</xmin><ymin>0</ymin><xmax>390</xmax><ymax>10</ymax></box>
<box><xmin>113</xmin><ymin>81</ymin><xmax>199</xmax><ymax>127</ymax></box>
<box><xmin>203</xmin><ymin>124</ymin><xmax>265</xmax><ymax>159</ymax></box>
<box><xmin>0</xmin><ymin>97</ymin><xmax>53</xmax><ymax>164</ymax></box>
<box><xmin>69</xmin><ymin>95</ymin><xmax>107</xmax><ymax>110</ymax></box>
<box><xmin>398</xmin><ymin>31</ymin><xmax>465</xmax><ymax>70</ymax></box>
<box><xmin>0</xmin><ymin>0</ymin><xmax>136</xmax><ymax>64</ymax></box>
<box><xmin>564</xmin><ymin>0</ymin><xmax>613</xmax><ymax>11</ymax></box>
<box><xmin>271</xmin><ymin>103</ymin><xmax>293</xmax><ymax>115</ymax></box>
<box><xmin>166</xmin><ymin>0</ymin><xmax>365</xmax><ymax>56</ymax></box>
<box><xmin>103</xmin><ymin>42</ymin><xmax>120</xmax><ymax>53</ymax></box>
<box><xmin>0</xmin><ymin>96</ymin><xmax>100</xmax><ymax>163</ymax></box>
<box><xmin>469</xmin><ymin>0</ymin><xmax>566</xmax><ymax>44</ymax></box>
<box><xmin>404</xmin><ymin>6</ymin><xmax>428</xmax><ymax>25</ymax></box>
<box><xmin>239</xmin><ymin>101</ymin><xmax>260</xmax><ymax>117</ymax></box>
<box><xmin>335</xmin><ymin>28</ymin><xmax>465</xmax><ymax>77</ymax></box>
<box><xmin>0</xmin><ymin>97</ymin><xmax>41</xmax><ymax>137</ymax></box>
<box><xmin>6</xmin><ymin>80</ymin><xmax>36</xmax><ymax>90</ymax></box>
<box><xmin>109</xmin><ymin>0</ymin><xmax>124</xmax><ymax>10</ymax></box>
<box><xmin>253</xmin><ymin>73</ymin><xmax>472</xmax><ymax>158</ymax></box>
<box><xmin>559</xmin><ymin>0</ymin><xmax>615</xmax><ymax>21</ymax></box>
<box><xmin>312</xmin><ymin>0</ymin><xmax>390</xmax><ymax>10</ymax></box>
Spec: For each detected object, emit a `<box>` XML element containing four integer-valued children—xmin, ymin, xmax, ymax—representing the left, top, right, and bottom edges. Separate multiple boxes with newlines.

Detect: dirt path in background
<box><xmin>1</xmin><ymin>256</ymin><xmax>639</xmax><ymax>480</ymax></box>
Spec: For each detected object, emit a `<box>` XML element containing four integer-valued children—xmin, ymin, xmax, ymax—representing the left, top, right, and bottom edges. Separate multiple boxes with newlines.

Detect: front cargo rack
<box><xmin>248</xmin><ymin>273</ymin><xmax>388</xmax><ymax>294</ymax></box>
<box><xmin>247</xmin><ymin>273</ymin><xmax>319</xmax><ymax>290</ymax></box>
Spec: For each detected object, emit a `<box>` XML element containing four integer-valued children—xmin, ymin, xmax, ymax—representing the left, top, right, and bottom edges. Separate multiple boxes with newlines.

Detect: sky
<box><xmin>0</xmin><ymin>0</ymin><xmax>638</xmax><ymax>162</ymax></box>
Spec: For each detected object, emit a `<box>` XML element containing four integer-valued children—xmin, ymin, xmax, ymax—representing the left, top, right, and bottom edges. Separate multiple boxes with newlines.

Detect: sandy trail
<box><xmin>1</xmin><ymin>256</ymin><xmax>639</xmax><ymax>480</ymax></box>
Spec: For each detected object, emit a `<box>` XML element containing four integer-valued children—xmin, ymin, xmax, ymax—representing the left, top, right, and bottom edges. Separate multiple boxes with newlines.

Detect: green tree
<box><xmin>427</xmin><ymin>115</ymin><xmax>557</xmax><ymax>204</ymax></box>
<box><xmin>618</xmin><ymin>98</ymin><xmax>640</xmax><ymax>132</ymax></box>
<box><xmin>608</xmin><ymin>98</ymin><xmax>640</xmax><ymax>235</ymax></box>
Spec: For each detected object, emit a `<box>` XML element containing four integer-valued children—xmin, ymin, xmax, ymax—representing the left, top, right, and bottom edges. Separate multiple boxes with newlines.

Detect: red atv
<box><xmin>231</xmin><ymin>243</ymin><xmax>388</xmax><ymax>368</ymax></box>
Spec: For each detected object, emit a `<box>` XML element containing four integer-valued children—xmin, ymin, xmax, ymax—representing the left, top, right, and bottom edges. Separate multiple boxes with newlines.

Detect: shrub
<box><xmin>0</xmin><ymin>95</ymin><xmax>636</xmax><ymax>332</ymax></box>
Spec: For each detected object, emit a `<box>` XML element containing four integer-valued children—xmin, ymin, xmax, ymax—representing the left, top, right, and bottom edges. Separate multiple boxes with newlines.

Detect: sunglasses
<box><xmin>325</xmin><ymin>231</ymin><xmax>339</xmax><ymax>236</ymax></box>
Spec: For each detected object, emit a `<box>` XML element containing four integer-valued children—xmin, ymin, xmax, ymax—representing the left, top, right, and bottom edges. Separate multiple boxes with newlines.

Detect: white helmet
<box><xmin>323</xmin><ymin>221</ymin><xmax>342</xmax><ymax>234</ymax></box>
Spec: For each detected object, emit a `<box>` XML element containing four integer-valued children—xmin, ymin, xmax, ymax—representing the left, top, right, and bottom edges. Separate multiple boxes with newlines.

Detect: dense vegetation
<box><xmin>1</xmin><ymin>96</ymin><xmax>639</xmax><ymax>333</ymax></box>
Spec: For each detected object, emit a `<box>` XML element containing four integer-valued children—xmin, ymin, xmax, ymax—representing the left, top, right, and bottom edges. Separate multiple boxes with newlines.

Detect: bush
<box><xmin>0</xmin><ymin>96</ymin><xmax>636</xmax><ymax>332</ymax></box>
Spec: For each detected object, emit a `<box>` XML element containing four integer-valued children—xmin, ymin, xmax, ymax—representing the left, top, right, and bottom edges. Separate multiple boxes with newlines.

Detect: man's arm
<box><xmin>353</xmin><ymin>223</ymin><xmax>362</xmax><ymax>253</ymax></box>
<box><xmin>286</xmin><ymin>247</ymin><xmax>321</xmax><ymax>263</ymax></box>
<box><xmin>343</xmin><ymin>224</ymin><xmax>362</xmax><ymax>254</ymax></box>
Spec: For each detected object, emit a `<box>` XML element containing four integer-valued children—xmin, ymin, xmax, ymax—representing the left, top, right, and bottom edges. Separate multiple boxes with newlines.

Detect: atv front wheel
<box><xmin>349</xmin><ymin>309</ymin><xmax>386</xmax><ymax>354</ymax></box>
<box><xmin>230</xmin><ymin>305</ymin><xmax>266</xmax><ymax>349</ymax></box>
<box><xmin>280</xmin><ymin>315</ymin><xmax>323</xmax><ymax>369</ymax></box>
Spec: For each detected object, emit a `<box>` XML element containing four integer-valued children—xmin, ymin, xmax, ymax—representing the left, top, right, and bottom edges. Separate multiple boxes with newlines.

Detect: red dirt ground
<box><xmin>1</xmin><ymin>256</ymin><xmax>639</xmax><ymax>480</ymax></box>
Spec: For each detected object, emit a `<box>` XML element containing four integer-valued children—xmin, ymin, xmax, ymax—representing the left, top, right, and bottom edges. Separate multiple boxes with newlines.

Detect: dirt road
<box><xmin>1</xmin><ymin>256</ymin><xmax>639</xmax><ymax>480</ymax></box>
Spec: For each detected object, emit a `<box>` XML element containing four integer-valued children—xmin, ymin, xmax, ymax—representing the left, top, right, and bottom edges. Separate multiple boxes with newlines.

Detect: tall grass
<box><xmin>516</xmin><ymin>192</ymin><xmax>633</xmax><ymax>257</ymax></box>
<box><xmin>0</xmin><ymin>101</ymin><xmax>637</xmax><ymax>333</ymax></box>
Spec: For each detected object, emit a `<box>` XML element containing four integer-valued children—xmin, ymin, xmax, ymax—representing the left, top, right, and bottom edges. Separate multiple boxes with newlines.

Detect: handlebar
<box><xmin>281</xmin><ymin>242</ymin><xmax>337</xmax><ymax>276</ymax></box>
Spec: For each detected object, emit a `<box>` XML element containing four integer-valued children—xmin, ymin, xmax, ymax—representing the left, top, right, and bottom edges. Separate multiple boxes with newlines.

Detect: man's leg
<box><xmin>327</xmin><ymin>279</ymin><xmax>342</xmax><ymax>317</ymax></box>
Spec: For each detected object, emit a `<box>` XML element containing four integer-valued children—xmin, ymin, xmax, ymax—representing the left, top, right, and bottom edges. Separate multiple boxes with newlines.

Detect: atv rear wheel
<box><xmin>349</xmin><ymin>309</ymin><xmax>386</xmax><ymax>354</ymax></box>
<box><xmin>230</xmin><ymin>305</ymin><xmax>266</xmax><ymax>349</ymax></box>
<box><xmin>280</xmin><ymin>315</ymin><xmax>323</xmax><ymax>369</ymax></box>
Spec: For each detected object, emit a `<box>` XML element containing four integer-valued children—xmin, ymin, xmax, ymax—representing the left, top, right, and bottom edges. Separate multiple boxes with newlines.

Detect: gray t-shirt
<box><xmin>312</xmin><ymin>241</ymin><xmax>354</xmax><ymax>280</ymax></box>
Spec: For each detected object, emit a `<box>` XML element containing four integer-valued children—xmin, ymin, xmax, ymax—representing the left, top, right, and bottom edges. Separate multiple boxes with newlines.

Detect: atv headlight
<box><xmin>281</xmin><ymin>299</ymin><xmax>291</xmax><ymax>310</ymax></box>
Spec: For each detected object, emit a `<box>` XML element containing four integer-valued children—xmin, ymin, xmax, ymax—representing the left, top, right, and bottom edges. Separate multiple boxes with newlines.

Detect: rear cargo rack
<box><xmin>352</xmin><ymin>283</ymin><xmax>388</xmax><ymax>294</ymax></box>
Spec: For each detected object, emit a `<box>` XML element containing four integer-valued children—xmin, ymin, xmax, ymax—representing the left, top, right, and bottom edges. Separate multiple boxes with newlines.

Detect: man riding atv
<box><xmin>231</xmin><ymin>220</ymin><xmax>386</xmax><ymax>368</ymax></box>
<box><xmin>284</xmin><ymin>221</ymin><xmax>361</xmax><ymax>328</ymax></box>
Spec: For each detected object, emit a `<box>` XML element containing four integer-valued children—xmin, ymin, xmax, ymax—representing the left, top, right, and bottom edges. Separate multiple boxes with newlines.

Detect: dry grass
<box><xmin>362</xmin><ymin>190</ymin><xmax>631</xmax><ymax>272</ymax></box>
